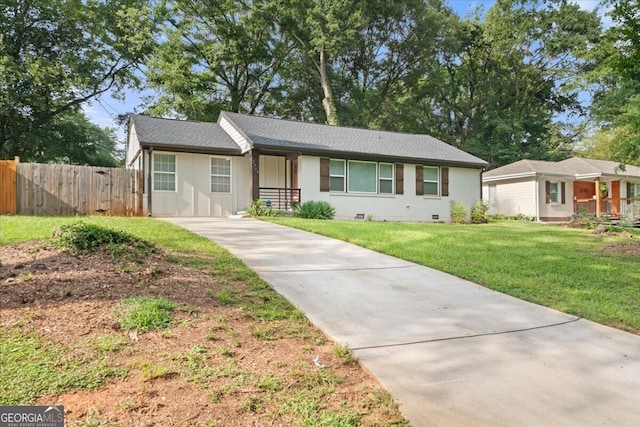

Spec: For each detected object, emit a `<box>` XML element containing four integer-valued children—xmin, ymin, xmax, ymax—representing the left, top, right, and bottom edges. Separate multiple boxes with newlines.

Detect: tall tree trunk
<box><xmin>319</xmin><ymin>46</ymin><xmax>339</xmax><ymax>126</ymax></box>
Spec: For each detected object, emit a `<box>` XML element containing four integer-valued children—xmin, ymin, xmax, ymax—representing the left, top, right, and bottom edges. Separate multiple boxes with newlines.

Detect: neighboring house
<box><xmin>482</xmin><ymin>157</ymin><xmax>640</xmax><ymax>221</ymax></box>
<box><xmin>125</xmin><ymin>112</ymin><xmax>487</xmax><ymax>221</ymax></box>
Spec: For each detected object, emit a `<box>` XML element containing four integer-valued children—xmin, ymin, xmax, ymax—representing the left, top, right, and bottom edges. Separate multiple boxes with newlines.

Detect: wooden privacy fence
<box><xmin>0</xmin><ymin>159</ymin><xmax>143</xmax><ymax>216</ymax></box>
<box><xmin>0</xmin><ymin>158</ymin><xmax>18</xmax><ymax>214</ymax></box>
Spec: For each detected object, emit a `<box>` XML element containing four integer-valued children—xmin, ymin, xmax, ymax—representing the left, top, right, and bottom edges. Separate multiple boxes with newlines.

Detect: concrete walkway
<box><xmin>162</xmin><ymin>217</ymin><xmax>640</xmax><ymax>426</ymax></box>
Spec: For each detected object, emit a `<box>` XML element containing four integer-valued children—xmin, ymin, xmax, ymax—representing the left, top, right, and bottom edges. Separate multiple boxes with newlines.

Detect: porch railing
<box><xmin>573</xmin><ymin>198</ymin><xmax>639</xmax><ymax>217</ymax></box>
<box><xmin>259</xmin><ymin>187</ymin><xmax>301</xmax><ymax>211</ymax></box>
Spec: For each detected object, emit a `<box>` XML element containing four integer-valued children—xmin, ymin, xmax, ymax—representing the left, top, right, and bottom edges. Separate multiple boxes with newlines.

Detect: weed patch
<box><xmin>0</xmin><ymin>330</ymin><xmax>125</xmax><ymax>405</ymax></box>
<box><xmin>115</xmin><ymin>296</ymin><xmax>176</xmax><ymax>331</ymax></box>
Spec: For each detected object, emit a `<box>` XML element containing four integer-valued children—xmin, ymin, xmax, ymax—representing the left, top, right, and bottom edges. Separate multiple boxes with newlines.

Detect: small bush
<box><xmin>450</xmin><ymin>201</ymin><xmax>467</xmax><ymax>224</ymax></box>
<box><xmin>246</xmin><ymin>199</ymin><xmax>275</xmax><ymax>217</ymax></box>
<box><xmin>471</xmin><ymin>200</ymin><xmax>489</xmax><ymax>224</ymax></box>
<box><xmin>294</xmin><ymin>201</ymin><xmax>335</xmax><ymax>220</ymax></box>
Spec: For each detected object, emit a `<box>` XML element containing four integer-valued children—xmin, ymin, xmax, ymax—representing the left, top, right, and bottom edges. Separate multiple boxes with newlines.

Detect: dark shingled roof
<box><xmin>129</xmin><ymin>112</ymin><xmax>487</xmax><ymax>167</ymax></box>
<box><xmin>484</xmin><ymin>157</ymin><xmax>640</xmax><ymax>180</ymax></box>
<box><xmin>131</xmin><ymin>114</ymin><xmax>241</xmax><ymax>154</ymax></box>
<box><xmin>220</xmin><ymin>112</ymin><xmax>487</xmax><ymax>166</ymax></box>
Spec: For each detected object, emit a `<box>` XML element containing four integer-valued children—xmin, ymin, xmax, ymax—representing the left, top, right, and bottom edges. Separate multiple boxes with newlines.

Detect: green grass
<box><xmin>0</xmin><ymin>330</ymin><xmax>125</xmax><ymax>405</ymax></box>
<box><xmin>115</xmin><ymin>296</ymin><xmax>177</xmax><ymax>331</ymax></box>
<box><xmin>267</xmin><ymin>218</ymin><xmax>640</xmax><ymax>334</ymax></box>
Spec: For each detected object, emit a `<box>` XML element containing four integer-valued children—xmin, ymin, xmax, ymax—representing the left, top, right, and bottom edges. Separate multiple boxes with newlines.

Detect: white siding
<box><xmin>125</xmin><ymin>124</ymin><xmax>141</xmax><ymax>167</ymax></box>
<box><xmin>219</xmin><ymin>117</ymin><xmax>251</xmax><ymax>153</ymax></box>
<box><xmin>537</xmin><ymin>176</ymin><xmax>573</xmax><ymax>220</ymax></box>
<box><xmin>150</xmin><ymin>152</ymin><xmax>251</xmax><ymax>217</ymax></box>
<box><xmin>300</xmin><ymin>156</ymin><xmax>482</xmax><ymax>222</ymax></box>
<box><xmin>489</xmin><ymin>178</ymin><xmax>537</xmax><ymax>217</ymax></box>
<box><xmin>259</xmin><ymin>156</ymin><xmax>286</xmax><ymax>187</ymax></box>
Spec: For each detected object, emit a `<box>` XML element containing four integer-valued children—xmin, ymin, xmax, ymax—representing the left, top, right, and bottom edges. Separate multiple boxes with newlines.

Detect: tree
<box><xmin>402</xmin><ymin>0</ymin><xmax>601</xmax><ymax>168</ymax></box>
<box><xmin>0</xmin><ymin>0</ymin><xmax>155</xmax><ymax>161</ymax></box>
<box><xmin>145</xmin><ymin>0</ymin><xmax>294</xmax><ymax>120</ymax></box>
<box><xmin>586</xmin><ymin>0</ymin><xmax>640</xmax><ymax>166</ymax></box>
<box><xmin>272</xmin><ymin>0</ymin><xmax>451</xmax><ymax>127</ymax></box>
<box><xmin>43</xmin><ymin>111</ymin><xmax>123</xmax><ymax>166</ymax></box>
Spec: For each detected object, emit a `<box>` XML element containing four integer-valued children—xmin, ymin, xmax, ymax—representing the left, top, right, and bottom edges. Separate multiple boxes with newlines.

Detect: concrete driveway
<box><xmin>162</xmin><ymin>217</ymin><xmax>640</xmax><ymax>426</ymax></box>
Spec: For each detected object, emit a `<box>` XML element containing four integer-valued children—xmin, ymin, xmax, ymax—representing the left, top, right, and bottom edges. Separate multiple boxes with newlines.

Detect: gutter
<box><xmin>146</xmin><ymin>147</ymin><xmax>153</xmax><ymax>217</ymax></box>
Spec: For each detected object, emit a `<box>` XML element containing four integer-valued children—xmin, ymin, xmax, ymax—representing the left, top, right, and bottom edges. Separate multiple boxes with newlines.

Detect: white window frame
<box><xmin>378</xmin><ymin>162</ymin><xmax>394</xmax><ymax>194</ymax></box>
<box><xmin>423</xmin><ymin>166</ymin><xmax>439</xmax><ymax>196</ymax></box>
<box><xmin>210</xmin><ymin>156</ymin><xmax>232</xmax><ymax>193</ymax></box>
<box><xmin>348</xmin><ymin>160</ymin><xmax>378</xmax><ymax>194</ymax></box>
<box><xmin>153</xmin><ymin>152</ymin><xmax>176</xmax><ymax>192</ymax></box>
<box><xmin>329</xmin><ymin>159</ymin><xmax>346</xmax><ymax>192</ymax></box>
<box><xmin>630</xmin><ymin>183</ymin><xmax>640</xmax><ymax>199</ymax></box>
<box><xmin>549</xmin><ymin>181</ymin><xmax>561</xmax><ymax>204</ymax></box>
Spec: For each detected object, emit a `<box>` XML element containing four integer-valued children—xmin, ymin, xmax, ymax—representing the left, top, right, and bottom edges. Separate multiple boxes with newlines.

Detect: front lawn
<box><xmin>267</xmin><ymin>218</ymin><xmax>640</xmax><ymax>334</ymax></box>
<box><xmin>0</xmin><ymin>216</ymin><xmax>406</xmax><ymax>425</ymax></box>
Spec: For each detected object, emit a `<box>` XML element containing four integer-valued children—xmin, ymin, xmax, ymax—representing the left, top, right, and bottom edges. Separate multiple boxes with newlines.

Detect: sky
<box><xmin>83</xmin><ymin>0</ymin><xmax>608</xmax><ymax>142</ymax></box>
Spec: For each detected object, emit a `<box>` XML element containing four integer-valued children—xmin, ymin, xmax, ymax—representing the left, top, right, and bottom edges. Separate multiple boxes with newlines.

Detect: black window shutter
<box><xmin>545</xmin><ymin>181</ymin><xmax>550</xmax><ymax>204</ymax></box>
<box><xmin>415</xmin><ymin>165</ymin><xmax>423</xmax><ymax>196</ymax></box>
<box><xmin>561</xmin><ymin>182</ymin><xmax>566</xmax><ymax>204</ymax></box>
<box><xmin>320</xmin><ymin>158</ymin><xmax>330</xmax><ymax>192</ymax></box>
<box><xmin>441</xmin><ymin>167</ymin><xmax>449</xmax><ymax>197</ymax></box>
<box><xmin>395</xmin><ymin>163</ymin><xmax>404</xmax><ymax>195</ymax></box>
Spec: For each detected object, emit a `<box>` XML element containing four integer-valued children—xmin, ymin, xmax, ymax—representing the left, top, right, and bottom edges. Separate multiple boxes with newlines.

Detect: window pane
<box><xmin>379</xmin><ymin>179</ymin><xmax>393</xmax><ymax>194</ymax></box>
<box><xmin>424</xmin><ymin>182</ymin><xmax>438</xmax><ymax>195</ymax></box>
<box><xmin>330</xmin><ymin>176</ymin><xmax>345</xmax><ymax>192</ymax></box>
<box><xmin>348</xmin><ymin>161</ymin><xmax>377</xmax><ymax>193</ymax></box>
<box><xmin>154</xmin><ymin>154</ymin><xmax>175</xmax><ymax>173</ymax></box>
<box><xmin>211</xmin><ymin>176</ymin><xmax>231</xmax><ymax>193</ymax></box>
<box><xmin>549</xmin><ymin>182</ymin><xmax>559</xmax><ymax>203</ymax></box>
<box><xmin>379</xmin><ymin>163</ymin><xmax>393</xmax><ymax>179</ymax></box>
<box><xmin>154</xmin><ymin>173</ymin><xmax>175</xmax><ymax>191</ymax></box>
<box><xmin>210</xmin><ymin>158</ymin><xmax>231</xmax><ymax>193</ymax></box>
<box><xmin>330</xmin><ymin>159</ymin><xmax>345</xmax><ymax>176</ymax></box>
<box><xmin>423</xmin><ymin>167</ymin><xmax>438</xmax><ymax>181</ymax></box>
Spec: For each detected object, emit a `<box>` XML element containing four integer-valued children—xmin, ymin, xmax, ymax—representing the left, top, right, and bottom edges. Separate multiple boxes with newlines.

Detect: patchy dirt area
<box><xmin>600</xmin><ymin>240</ymin><xmax>640</xmax><ymax>256</ymax></box>
<box><xmin>0</xmin><ymin>241</ymin><xmax>406</xmax><ymax>426</ymax></box>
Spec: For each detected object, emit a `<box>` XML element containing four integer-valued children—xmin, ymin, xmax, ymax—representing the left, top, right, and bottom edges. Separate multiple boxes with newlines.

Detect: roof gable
<box><xmin>130</xmin><ymin>115</ymin><xmax>241</xmax><ymax>154</ymax></box>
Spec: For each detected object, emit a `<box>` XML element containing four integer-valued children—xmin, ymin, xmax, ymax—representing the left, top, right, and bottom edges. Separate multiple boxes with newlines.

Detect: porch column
<box><xmin>250</xmin><ymin>150</ymin><xmax>260</xmax><ymax>201</ymax></box>
<box><xmin>595</xmin><ymin>177</ymin><xmax>601</xmax><ymax>217</ymax></box>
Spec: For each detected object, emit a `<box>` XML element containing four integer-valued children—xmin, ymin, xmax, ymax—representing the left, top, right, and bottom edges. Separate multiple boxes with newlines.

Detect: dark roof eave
<box><xmin>252</xmin><ymin>144</ymin><xmax>487</xmax><ymax>168</ymax></box>
<box><xmin>140</xmin><ymin>142</ymin><xmax>242</xmax><ymax>156</ymax></box>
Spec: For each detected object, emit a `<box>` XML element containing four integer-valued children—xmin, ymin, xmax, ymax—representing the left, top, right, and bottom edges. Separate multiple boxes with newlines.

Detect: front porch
<box><xmin>572</xmin><ymin>178</ymin><xmax>640</xmax><ymax>225</ymax></box>
<box><xmin>251</xmin><ymin>150</ymin><xmax>301</xmax><ymax>211</ymax></box>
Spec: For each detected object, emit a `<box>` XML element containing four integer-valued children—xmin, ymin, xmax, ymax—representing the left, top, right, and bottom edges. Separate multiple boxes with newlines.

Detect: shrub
<box><xmin>53</xmin><ymin>221</ymin><xmax>154</xmax><ymax>259</ymax></box>
<box><xmin>246</xmin><ymin>199</ymin><xmax>275</xmax><ymax>217</ymax></box>
<box><xmin>294</xmin><ymin>200</ymin><xmax>336</xmax><ymax>220</ymax></box>
<box><xmin>449</xmin><ymin>201</ymin><xmax>467</xmax><ymax>224</ymax></box>
<box><xmin>471</xmin><ymin>200</ymin><xmax>489</xmax><ymax>224</ymax></box>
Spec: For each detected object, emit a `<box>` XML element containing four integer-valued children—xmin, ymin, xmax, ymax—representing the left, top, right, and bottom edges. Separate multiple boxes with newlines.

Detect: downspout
<box><xmin>147</xmin><ymin>147</ymin><xmax>153</xmax><ymax>216</ymax></box>
<box><xmin>535</xmin><ymin>176</ymin><xmax>540</xmax><ymax>222</ymax></box>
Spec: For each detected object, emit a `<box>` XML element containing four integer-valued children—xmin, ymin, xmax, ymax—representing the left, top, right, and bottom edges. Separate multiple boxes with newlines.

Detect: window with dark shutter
<box><xmin>545</xmin><ymin>181</ymin><xmax>551</xmax><ymax>204</ymax></box>
<box><xmin>441</xmin><ymin>167</ymin><xmax>449</xmax><ymax>197</ymax></box>
<box><xmin>395</xmin><ymin>163</ymin><xmax>404</xmax><ymax>195</ymax></box>
<box><xmin>320</xmin><ymin>158</ymin><xmax>330</xmax><ymax>192</ymax></box>
<box><xmin>561</xmin><ymin>182</ymin><xmax>566</xmax><ymax>204</ymax></box>
<box><xmin>415</xmin><ymin>165</ymin><xmax>423</xmax><ymax>196</ymax></box>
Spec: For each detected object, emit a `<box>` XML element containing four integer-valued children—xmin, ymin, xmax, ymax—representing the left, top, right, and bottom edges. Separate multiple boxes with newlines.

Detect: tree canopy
<box><xmin>5</xmin><ymin>0</ymin><xmax>640</xmax><ymax>168</ymax></box>
<box><xmin>0</xmin><ymin>0</ymin><xmax>154</xmax><ymax>163</ymax></box>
